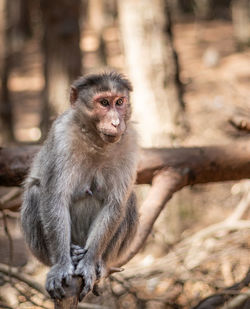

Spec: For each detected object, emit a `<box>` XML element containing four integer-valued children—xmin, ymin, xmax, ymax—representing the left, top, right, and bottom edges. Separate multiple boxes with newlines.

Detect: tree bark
<box><xmin>194</xmin><ymin>0</ymin><xmax>212</xmax><ymax>20</ymax></box>
<box><xmin>118</xmin><ymin>0</ymin><xmax>188</xmax><ymax>243</ymax></box>
<box><xmin>0</xmin><ymin>0</ymin><xmax>15</xmax><ymax>144</ymax></box>
<box><xmin>118</xmin><ymin>0</ymin><xmax>185</xmax><ymax>147</ymax></box>
<box><xmin>1</xmin><ymin>143</ymin><xmax>250</xmax><ymax>187</ymax></box>
<box><xmin>232</xmin><ymin>0</ymin><xmax>250</xmax><ymax>49</ymax></box>
<box><xmin>87</xmin><ymin>0</ymin><xmax>107</xmax><ymax>66</ymax></box>
<box><xmin>18</xmin><ymin>0</ymin><xmax>33</xmax><ymax>40</ymax></box>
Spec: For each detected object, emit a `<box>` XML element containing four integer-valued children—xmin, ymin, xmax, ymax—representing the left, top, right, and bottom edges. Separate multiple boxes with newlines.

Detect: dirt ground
<box><xmin>0</xmin><ymin>19</ymin><xmax>250</xmax><ymax>308</ymax></box>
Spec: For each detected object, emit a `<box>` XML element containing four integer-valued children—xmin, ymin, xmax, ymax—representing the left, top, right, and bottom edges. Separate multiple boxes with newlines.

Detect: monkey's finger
<box><xmin>79</xmin><ymin>290</ymin><xmax>88</xmax><ymax>302</ymax></box>
<box><xmin>71</xmin><ymin>246</ymin><xmax>87</xmax><ymax>256</ymax></box>
<box><xmin>47</xmin><ymin>289</ymin><xmax>57</xmax><ymax>300</ymax></box>
<box><xmin>64</xmin><ymin>274</ymin><xmax>73</xmax><ymax>287</ymax></box>
<box><xmin>71</xmin><ymin>244</ymin><xmax>84</xmax><ymax>250</ymax></box>
<box><xmin>70</xmin><ymin>244</ymin><xmax>80</xmax><ymax>250</ymax></box>
<box><xmin>72</xmin><ymin>253</ymin><xmax>85</xmax><ymax>262</ymax></box>
<box><xmin>47</xmin><ymin>282</ymin><xmax>65</xmax><ymax>300</ymax></box>
<box><xmin>70</xmin><ymin>244</ymin><xmax>86</xmax><ymax>252</ymax></box>
<box><xmin>72</xmin><ymin>253</ymin><xmax>85</xmax><ymax>260</ymax></box>
<box><xmin>92</xmin><ymin>283</ymin><xmax>100</xmax><ymax>296</ymax></box>
<box><xmin>79</xmin><ymin>282</ymin><xmax>92</xmax><ymax>301</ymax></box>
<box><xmin>54</xmin><ymin>287</ymin><xmax>65</xmax><ymax>300</ymax></box>
<box><xmin>76</xmin><ymin>248</ymin><xmax>87</xmax><ymax>254</ymax></box>
<box><xmin>54</xmin><ymin>281</ymin><xmax>66</xmax><ymax>299</ymax></box>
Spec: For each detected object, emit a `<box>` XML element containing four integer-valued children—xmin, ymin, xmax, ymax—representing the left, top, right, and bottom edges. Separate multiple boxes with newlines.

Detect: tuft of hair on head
<box><xmin>106</xmin><ymin>71</ymin><xmax>133</xmax><ymax>92</ymax></box>
<box><xmin>71</xmin><ymin>71</ymin><xmax>133</xmax><ymax>93</ymax></box>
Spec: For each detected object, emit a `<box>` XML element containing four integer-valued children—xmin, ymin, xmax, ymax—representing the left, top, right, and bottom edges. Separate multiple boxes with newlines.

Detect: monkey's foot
<box><xmin>46</xmin><ymin>263</ymin><xmax>74</xmax><ymax>300</ymax></box>
<box><xmin>70</xmin><ymin>244</ymin><xmax>87</xmax><ymax>267</ymax></box>
<box><xmin>74</xmin><ymin>258</ymin><xmax>96</xmax><ymax>301</ymax></box>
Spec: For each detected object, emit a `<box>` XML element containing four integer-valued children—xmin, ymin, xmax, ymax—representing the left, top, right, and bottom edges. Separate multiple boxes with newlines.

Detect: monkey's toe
<box><xmin>46</xmin><ymin>279</ymin><xmax>65</xmax><ymax>300</ymax></box>
<box><xmin>71</xmin><ymin>244</ymin><xmax>87</xmax><ymax>256</ymax></box>
<box><xmin>92</xmin><ymin>283</ymin><xmax>100</xmax><ymax>296</ymax></box>
<box><xmin>79</xmin><ymin>284</ymin><xmax>92</xmax><ymax>301</ymax></box>
<box><xmin>71</xmin><ymin>245</ymin><xmax>88</xmax><ymax>267</ymax></box>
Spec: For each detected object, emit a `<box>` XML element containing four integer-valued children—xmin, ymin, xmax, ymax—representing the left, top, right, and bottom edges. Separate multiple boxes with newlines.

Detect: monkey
<box><xmin>21</xmin><ymin>72</ymin><xmax>139</xmax><ymax>301</ymax></box>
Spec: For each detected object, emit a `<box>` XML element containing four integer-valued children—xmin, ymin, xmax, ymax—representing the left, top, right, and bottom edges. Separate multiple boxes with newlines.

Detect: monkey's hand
<box><xmin>46</xmin><ymin>262</ymin><xmax>74</xmax><ymax>300</ymax></box>
<box><xmin>74</xmin><ymin>256</ymin><xmax>96</xmax><ymax>301</ymax></box>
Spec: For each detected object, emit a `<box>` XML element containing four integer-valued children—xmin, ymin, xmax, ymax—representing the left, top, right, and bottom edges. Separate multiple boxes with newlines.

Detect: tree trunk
<box><xmin>232</xmin><ymin>0</ymin><xmax>250</xmax><ymax>49</ymax></box>
<box><xmin>194</xmin><ymin>0</ymin><xmax>212</xmax><ymax>20</ymax></box>
<box><xmin>40</xmin><ymin>0</ymin><xmax>82</xmax><ymax>137</ymax></box>
<box><xmin>0</xmin><ymin>0</ymin><xmax>16</xmax><ymax>144</ymax></box>
<box><xmin>87</xmin><ymin>0</ymin><xmax>107</xmax><ymax>66</ymax></box>
<box><xmin>118</xmin><ymin>0</ymin><xmax>187</xmax><ymax>245</ymax></box>
<box><xmin>18</xmin><ymin>0</ymin><xmax>32</xmax><ymax>40</ymax></box>
<box><xmin>118</xmin><ymin>0</ymin><xmax>186</xmax><ymax>148</ymax></box>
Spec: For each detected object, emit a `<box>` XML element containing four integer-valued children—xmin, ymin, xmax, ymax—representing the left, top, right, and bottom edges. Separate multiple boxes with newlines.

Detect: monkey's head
<box><xmin>70</xmin><ymin>72</ymin><xmax>133</xmax><ymax>144</ymax></box>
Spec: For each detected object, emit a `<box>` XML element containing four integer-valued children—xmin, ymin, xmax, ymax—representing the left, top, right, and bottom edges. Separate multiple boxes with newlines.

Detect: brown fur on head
<box><xmin>70</xmin><ymin>72</ymin><xmax>133</xmax><ymax>144</ymax></box>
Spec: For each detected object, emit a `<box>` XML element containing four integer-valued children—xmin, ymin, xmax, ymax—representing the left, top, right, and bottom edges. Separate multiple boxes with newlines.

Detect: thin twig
<box><xmin>226</xmin><ymin>187</ymin><xmax>250</xmax><ymax>223</ymax></box>
<box><xmin>220</xmin><ymin>289</ymin><xmax>250</xmax><ymax>309</ymax></box>
<box><xmin>11</xmin><ymin>280</ymin><xmax>49</xmax><ymax>309</ymax></box>
<box><xmin>186</xmin><ymin>220</ymin><xmax>250</xmax><ymax>244</ymax></box>
<box><xmin>0</xmin><ymin>187</ymin><xmax>21</xmax><ymax>206</ymax></box>
<box><xmin>78</xmin><ymin>303</ymin><xmax>109</xmax><ymax>309</ymax></box>
<box><xmin>0</xmin><ymin>302</ymin><xmax>14</xmax><ymax>309</ymax></box>
<box><xmin>0</xmin><ymin>263</ymin><xmax>47</xmax><ymax>295</ymax></box>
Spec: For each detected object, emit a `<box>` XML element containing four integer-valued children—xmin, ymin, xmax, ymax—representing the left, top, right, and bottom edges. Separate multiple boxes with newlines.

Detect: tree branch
<box><xmin>1</xmin><ymin>143</ymin><xmax>250</xmax><ymax>187</ymax></box>
<box><xmin>1</xmin><ymin>142</ymin><xmax>250</xmax><ymax>308</ymax></box>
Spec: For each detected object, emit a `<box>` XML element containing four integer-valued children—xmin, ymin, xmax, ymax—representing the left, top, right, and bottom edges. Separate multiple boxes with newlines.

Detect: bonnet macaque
<box><xmin>21</xmin><ymin>72</ymin><xmax>138</xmax><ymax>301</ymax></box>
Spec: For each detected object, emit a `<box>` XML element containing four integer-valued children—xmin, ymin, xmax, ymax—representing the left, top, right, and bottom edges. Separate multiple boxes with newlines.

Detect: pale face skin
<box><xmin>91</xmin><ymin>91</ymin><xmax>128</xmax><ymax>143</ymax></box>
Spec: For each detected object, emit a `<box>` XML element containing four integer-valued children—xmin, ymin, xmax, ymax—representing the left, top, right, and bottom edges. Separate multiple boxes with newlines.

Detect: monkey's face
<box><xmin>91</xmin><ymin>92</ymin><xmax>129</xmax><ymax>144</ymax></box>
<box><xmin>70</xmin><ymin>72</ymin><xmax>133</xmax><ymax>144</ymax></box>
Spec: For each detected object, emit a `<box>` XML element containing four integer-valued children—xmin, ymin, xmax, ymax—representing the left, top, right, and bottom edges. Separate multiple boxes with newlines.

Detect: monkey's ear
<box><xmin>70</xmin><ymin>86</ymin><xmax>78</xmax><ymax>106</ymax></box>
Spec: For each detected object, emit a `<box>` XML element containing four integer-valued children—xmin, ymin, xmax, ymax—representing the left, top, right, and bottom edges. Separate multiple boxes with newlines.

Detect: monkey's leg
<box><xmin>21</xmin><ymin>184</ymin><xmax>51</xmax><ymax>266</ymax></box>
<box><xmin>101</xmin><ymin>191</ymin><xmax>138</xmax><ymax>274</ymax></box>
<box><xmin>74</xmin><ymin>187</ymin><xmax>137</xmax><ymax>301</ymax></box>
<box><xmin>88</xmin><ymin>192</ymin><xmax>138</xmax><ymax>296</ymax></box>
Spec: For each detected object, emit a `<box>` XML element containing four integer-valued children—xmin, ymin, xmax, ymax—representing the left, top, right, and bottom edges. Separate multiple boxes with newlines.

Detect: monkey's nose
<box><xmin>111</xmin><ymin>119</ymin><xmax>120</xmax><ymax>127</ymax></box>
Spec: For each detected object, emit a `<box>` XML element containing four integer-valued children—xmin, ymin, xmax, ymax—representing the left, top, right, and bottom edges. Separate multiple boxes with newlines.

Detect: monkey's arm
<box><xmin>39</xmin><ymin>166</ymin><xmax>75</xmax><ymax>299</ymax></box>
<box><xmin>86</xmin><ymin>200</ymin><xmax>125</xmax><ymax>257</ymax></box>
<box><xmin>75</xmin><ymin>194</ymin><xmax>128</xmax><ymax>299</ymax></box>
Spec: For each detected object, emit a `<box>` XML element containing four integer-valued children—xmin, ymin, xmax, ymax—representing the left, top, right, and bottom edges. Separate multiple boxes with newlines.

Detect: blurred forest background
<box><xmin>0</xmin><ymin>0</ymin><xmax>250</xmax><ymax>308</ymax></box>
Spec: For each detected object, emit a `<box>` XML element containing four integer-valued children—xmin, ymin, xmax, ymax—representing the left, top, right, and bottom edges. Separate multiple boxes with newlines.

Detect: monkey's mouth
<box><xmin>101</xmin><ymin>132</ymin><xmax>121</xmax><ymax>143</ymax></box>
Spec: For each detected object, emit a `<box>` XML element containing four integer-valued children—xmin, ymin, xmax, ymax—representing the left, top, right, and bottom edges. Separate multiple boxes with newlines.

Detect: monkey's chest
<box><xmin>72</xmin><ymin>171</ymin><xmax>107</xmax><ymax>203</ymax></box>
<box><xmin>70</xmin><ymin>172</ymin><xmax>109</xmax><ymax>245</ymax></box>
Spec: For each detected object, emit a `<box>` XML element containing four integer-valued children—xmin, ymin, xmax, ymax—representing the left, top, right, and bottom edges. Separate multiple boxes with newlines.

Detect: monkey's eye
<box><xmin>100</xmin><ymin>99</ymin><xmax>109</xmax><ymax>107</ymax></box>
<box><xmin>116</xmin><ymin>98</ymin><xmax>124</xmax><ymax>106</ymax></box>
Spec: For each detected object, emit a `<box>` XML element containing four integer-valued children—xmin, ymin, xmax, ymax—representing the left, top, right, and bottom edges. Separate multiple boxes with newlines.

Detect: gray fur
<box><xmin>21</xmin><ymin>72</ymin><xmax>138</xmax><ymax>301</ymax></box>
